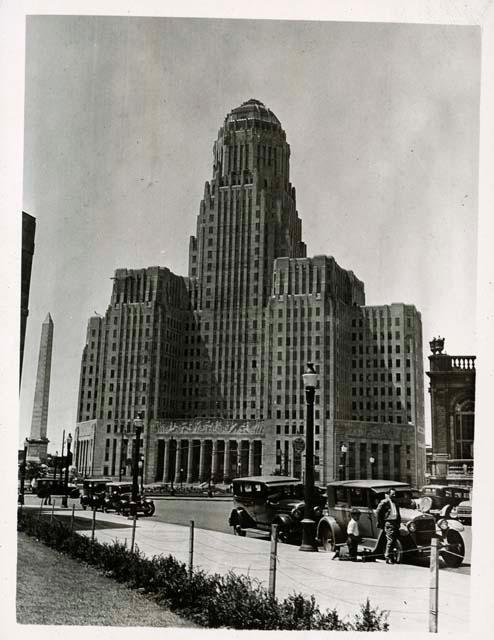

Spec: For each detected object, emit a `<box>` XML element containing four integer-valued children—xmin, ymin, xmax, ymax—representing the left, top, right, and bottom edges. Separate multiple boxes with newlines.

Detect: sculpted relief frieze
<box><xmin>152</xmin><ymin>418</ymin><xmax>265</xmax><ymax>436</ymax></box>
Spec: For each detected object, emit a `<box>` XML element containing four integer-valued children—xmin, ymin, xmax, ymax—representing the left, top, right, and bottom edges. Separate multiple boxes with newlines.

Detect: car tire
<box><xmin>441</xmin><ymin>530</ymin><xmax>465</xmax><ymax>568</ymax></box>
<box><xmin>143</xmin><ymin>502</ymin><xmax>155</xmax><ymax>517</ymax></box>
<box><xmin>318</xmin><ymin>523</ymin><xmax>336</xmax><ymax>552</ymax></box>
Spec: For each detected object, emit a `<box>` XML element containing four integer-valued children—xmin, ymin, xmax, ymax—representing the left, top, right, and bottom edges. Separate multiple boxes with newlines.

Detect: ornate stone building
<box><xmin>426</xmin><ymin>337</ymin><xmax>475</xmax><ymax>486</ymax></box>
<box><xmin>73</xmin><ymin>99</ymin><xmax>425</xmax><ymax>487</ymax></box>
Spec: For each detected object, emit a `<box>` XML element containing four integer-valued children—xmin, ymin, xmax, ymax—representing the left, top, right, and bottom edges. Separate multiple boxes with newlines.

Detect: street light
<box><xmin>340</xmin><ymin>443</ymin><xmax>348</xmax><ymax>481</ymax></box>
<box><xmin>300</xmin><ymin>362</ymin><xmax>319</xmax><ymax>552</ymax></box>
<box><xmin>18</xmin><ymin>438</ymin><xmax>29</xmax><ymax>505</ymax></box>
<box><xmin>139</xmin><ymin>455</ymin><xmax>144</xmax><ymax>493</ymax></box>
<box><xmin>131</xmin><ymin>412</ymin><xmax>144</xmax><ymax>513</ymax></box>
<box><xmin>62</xmin><ymin>433</ymin><xmax>72</xmax><ymax>508</ymax></box>
<box><xmin>369</xmin><ymin>456</ymin><xmax>375</xmax><ymax>479</ymax></box>
<box><xmin>237</xmin><ymin>461</ymin><xmax>242</xmax><ymax>478</ymax></box>
<box><xmin>180</xmin><ymin>467</ymin><xmax>184</xmax><ymax>490</ymax></box>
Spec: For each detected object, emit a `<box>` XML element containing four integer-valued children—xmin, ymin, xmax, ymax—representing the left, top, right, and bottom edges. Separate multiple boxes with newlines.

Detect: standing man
<box><xmin>376</xmin><ymin>488</ymin><xmax>401</xmax><ymax>564</ymax></box>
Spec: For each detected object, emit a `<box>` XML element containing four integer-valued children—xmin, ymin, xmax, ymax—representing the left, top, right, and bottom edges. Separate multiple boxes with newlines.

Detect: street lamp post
<box><xmin>340</xmin><ymin>444</ymin><xmax>348</xmax><ymax>481</ymax></box>
<box><xmin>131</xmin><ymin>413</ymin><xmax>144</xmax><ymax>513</ymax></box>
<box><xmin>300</xmin><ymin>362</ymin><xmax>318</xmax><ymax>552</ymax></box>
<box><xmin>62</xmin><ymin>433</ymin><xmax>72</xmax><ymax>508</ymax></box>
<box><xmin>369</xmin><ymin>456</ymin><xmax>375</xmax><ymax>479</ymax></box>
<box><xmin>180</xmin><ymin>467</ymin><xmax>184</xmax><ymax>490</ymax></box>
<box><xmin>139</xmin><ymin>456</ymin><xmax>144</xmax><ymax>493</ymax></box>
<box><xmin>19</xmin><ymin>438</ymin><xmax>29</xmax><ymax>505</ymax></box>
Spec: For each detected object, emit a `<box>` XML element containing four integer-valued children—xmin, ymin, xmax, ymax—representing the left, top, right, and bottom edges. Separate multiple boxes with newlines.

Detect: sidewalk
<box><xmin>26</xmin><ymin>505</ymin><xmax>470</xmax><ymax>633</ymax></box>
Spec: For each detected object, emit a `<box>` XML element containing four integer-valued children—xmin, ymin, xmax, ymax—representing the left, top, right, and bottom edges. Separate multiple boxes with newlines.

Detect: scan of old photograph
<box><xmin>3</xmin><ymin>1</ymin><xmax>494</xmax><ymax>639</ymax></box>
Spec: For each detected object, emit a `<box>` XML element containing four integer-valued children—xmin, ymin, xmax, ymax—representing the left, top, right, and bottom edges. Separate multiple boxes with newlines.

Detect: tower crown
<box><xmin>226</xmin><ymin>99</ymin><xmax>281</xmax><ymax>126</ymax></box>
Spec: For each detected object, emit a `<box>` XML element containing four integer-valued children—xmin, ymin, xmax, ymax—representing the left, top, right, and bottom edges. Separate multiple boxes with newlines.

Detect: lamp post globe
<box><xmin>300</xmin><ymin>362</ymin><xmax>319</xmax><ymax>552</ymax></box>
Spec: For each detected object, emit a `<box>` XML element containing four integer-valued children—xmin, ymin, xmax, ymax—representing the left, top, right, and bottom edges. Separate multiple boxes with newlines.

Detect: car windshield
<box><xmin>267</xmin><ymin>484</ymin><xmax>304</xmax><ymax>499</ymax></box>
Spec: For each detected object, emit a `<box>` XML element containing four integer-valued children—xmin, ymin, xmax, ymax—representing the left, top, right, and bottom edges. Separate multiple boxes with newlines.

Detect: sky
<box><xmin>18</xmin><ymin>15</ymin><xmax>480</xmax><ymax>453</ymax></box>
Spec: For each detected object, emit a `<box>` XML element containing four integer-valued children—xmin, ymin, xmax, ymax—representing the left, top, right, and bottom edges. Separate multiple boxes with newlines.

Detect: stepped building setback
<box><xmin>74</xmin><ymin>99</ymin><xmax>425</xmax><ymax>487</ymax></box>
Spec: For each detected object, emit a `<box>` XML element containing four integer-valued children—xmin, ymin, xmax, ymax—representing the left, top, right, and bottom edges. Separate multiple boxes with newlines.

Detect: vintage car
<box><xmin>418</xmin><ymin>484</ymin><xmax>471</xmax><ymax>519</ymax></box>
<box><xmin>316</xmin><ymin>479</ymin><xmax>465</xmax><ymax>567</ymax></box>
<box><xmin>228</xmin><ymin>476</ymin><xmax>326</xmax><ymax>543</ymax></box>
<box><xmin>103</xmin><ymin>481</ymin><xmax>156</xmax><ymax>517</ymax></box>
<box><xmin>35</xmin><ymin>478</ymin><xmax>80</xmax><ymax>499</ymax></box>
<box><xmin>80</xmin><ymin>478</ymin><xmax>112</xmax><ymax>510</ymax></box>
<box><xmin>454</xmin><ymin>499</ymin><xmax>472</xmax><ymax>525</ymax></box>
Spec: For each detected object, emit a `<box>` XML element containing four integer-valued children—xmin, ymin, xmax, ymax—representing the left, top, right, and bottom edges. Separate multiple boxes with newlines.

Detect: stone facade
<box><xmin>426</xmin><ymin>338</ymin><xmax>475</xmax><ymax>486</ymax></box>
<box><xmin>73</xmin><ymin>99</ymin><xmax>425</xmax><ymax>485</ymax></box>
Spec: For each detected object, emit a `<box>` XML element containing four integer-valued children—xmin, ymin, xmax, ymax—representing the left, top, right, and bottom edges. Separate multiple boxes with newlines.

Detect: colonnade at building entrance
<box><xmin>155</xmin><ymin>438</ymin><xmax>264</xmax><ymax>484</ymax></box>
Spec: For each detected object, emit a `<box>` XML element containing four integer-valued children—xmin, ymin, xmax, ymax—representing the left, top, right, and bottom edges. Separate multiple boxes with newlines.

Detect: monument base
<box><xmin>26</xmin><ymin>438</ymin><xmax>49</xmax><ymax>464</ymax></box>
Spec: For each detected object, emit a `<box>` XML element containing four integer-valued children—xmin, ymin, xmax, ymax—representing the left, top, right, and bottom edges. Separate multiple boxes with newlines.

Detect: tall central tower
<box><xmin>186</xmin><ymin>99</ymin><xmax>306</xmax><ymax>421</ymax></box>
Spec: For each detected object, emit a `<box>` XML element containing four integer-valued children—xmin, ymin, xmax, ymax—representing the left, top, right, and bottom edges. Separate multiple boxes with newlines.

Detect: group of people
<box><xmin>345</xmin><ymin>488</ymin><xmax>401</xmax><ymax>563</ymax></box>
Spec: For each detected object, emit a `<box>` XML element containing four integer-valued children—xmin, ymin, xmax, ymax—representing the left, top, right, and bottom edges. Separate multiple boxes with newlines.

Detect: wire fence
<box><xmin>27</xmin><ymin>499</ymin><xmax>469</xmax><ymax>632</ymax></box>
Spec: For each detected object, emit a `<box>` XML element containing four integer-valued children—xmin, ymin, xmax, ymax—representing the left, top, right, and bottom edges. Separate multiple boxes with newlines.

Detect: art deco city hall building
<box><xmin>74</xmin><ymin>99</ymin><xmax>425</xmax><ymax>487</ymax></box>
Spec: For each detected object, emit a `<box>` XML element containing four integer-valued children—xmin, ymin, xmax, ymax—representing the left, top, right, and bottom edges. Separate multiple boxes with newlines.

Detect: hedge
<box><xmin>17</xmin><ymin>509</ymin><xmax>389</xmax><ymax>631</ymax></box>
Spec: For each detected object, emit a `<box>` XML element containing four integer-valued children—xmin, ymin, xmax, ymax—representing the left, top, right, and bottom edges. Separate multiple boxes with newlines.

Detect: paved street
<box><xmin>21</xmin><ymin>493</ymin><xmax>472</xmax><ymax>574</ymax></box>
<box><xmin>22</xmin><ymin>503</ymin><xmax>469</xmax><ymax>634</ymax></box>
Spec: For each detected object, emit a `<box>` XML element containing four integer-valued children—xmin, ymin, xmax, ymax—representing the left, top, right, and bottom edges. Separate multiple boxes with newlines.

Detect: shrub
<box><xmin>17</xmin><ymin>509</ymin><xmax>389</xmax><ymax>631</ymax></box>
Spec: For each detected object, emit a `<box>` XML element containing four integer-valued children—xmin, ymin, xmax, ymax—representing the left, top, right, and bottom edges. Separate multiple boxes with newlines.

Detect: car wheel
<box><xmin>318</xmin><ymin>523</ymin><xmax>336</xmax><ymax>552</ymax></box>
<box><xmin>441</xmin><ymin>530</ymin><xmax>465</xmax><ymax>568</ymax></box>
<box><xmin>143</xmin><ymin>502</ymin><xmax>155</xmax><ymax>517</ymax></box>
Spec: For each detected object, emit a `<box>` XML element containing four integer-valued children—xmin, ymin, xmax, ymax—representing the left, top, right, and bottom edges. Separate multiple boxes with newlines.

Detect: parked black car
<box><xmin>80</xmin><ymin>478</ymin><xmax>112</xmax><ymax>510</ymax></box>
<box><xmin>36</xmin><ymin>478</ymin><xmax>80</xmax><ymax>499</ymax></box>
<box><xmin>228</xmin><ymin>475</ymin><xmax>326</xmax><ymax>543</ymax></box>
<box><xmin>103</xmin><ymin>481</ymin><xmax>156</xmax><ymax>517</ymax></box>
<box><xmin>418</xmin><ymin>484</ymin><xmax>471</xmax><ymax>519</ymax></box>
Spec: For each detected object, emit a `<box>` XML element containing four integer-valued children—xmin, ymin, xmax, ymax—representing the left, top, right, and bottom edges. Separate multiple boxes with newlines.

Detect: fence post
<box><xmin>429</xmin><ymin>536</ymin><xmax>439</xmax><ymax>633</ymax></box>
<box><xmin>90</xmin><ymin>507</ymin><xmax>97</xmax><ymax>550</ymax></box>
<box><xmin>189</xmin><ymin>520</ymin><xmax>195</xmax><ymax>578</ymax></box>
<box><xmin>50</xmin><ymin>500</ymin><xmax>55</xmax><ymax>523</ymax></box>
<box><xmin>70</xmin><ymin>503</ymin><xmax>75</xmax><ymax>534</ymax></box>
<box><xmin>130</xmin><ymin>512</ymin><xmax>137</xmax><ymax>553</ymax></box>
<box><xmin>38</xmin><ymin>499</ymin><xmax>43</xmax><ymax>521</ymax></box>
<box><xmin>269</xmin><ymin>524</ymin><xmax>278</xmax><ymax>597</ymax></box>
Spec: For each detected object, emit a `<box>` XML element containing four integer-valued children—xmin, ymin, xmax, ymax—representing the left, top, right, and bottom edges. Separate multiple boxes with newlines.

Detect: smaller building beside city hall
<box><xmin>73</xmin><ymin>100</ymin><xmax>425</xmax><ymax>488</ymax></box>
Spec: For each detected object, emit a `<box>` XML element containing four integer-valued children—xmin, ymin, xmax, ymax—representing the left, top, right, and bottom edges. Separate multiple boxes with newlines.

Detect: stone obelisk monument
<box><xmin>27</xmin><ymin>313</ymin><xmax>53</xmax><ymax>462</ymax></box>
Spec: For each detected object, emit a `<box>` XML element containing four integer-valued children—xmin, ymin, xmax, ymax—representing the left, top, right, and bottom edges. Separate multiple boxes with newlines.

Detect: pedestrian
<box><xmin>39</xmin><ymin>481</ymin><xmax>52</xmax><ymax>505</ymax></box>
<box><xmin>376</xmin><ymin>488</ymin><xmax>401</xmax><ymax>564</ymax></box>
<box><xmin>346</xmin><ymin>508</ymin><xmax>361</xmax><ymax>561</ymax></box>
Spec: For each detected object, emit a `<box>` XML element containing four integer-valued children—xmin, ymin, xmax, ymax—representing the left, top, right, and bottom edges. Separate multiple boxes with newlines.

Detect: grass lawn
<box><xmin>16</xmin><ymin>532</ymin><xmax>196</xmax><ymax>627</ymax></box>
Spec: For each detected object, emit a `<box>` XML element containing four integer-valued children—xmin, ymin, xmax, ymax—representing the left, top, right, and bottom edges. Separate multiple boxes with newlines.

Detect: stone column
<box><xmin>199</xmin><ymin>439</ymin><xmax>206</xmax><ymax>482</ymax></box>
<box><xmin>174</xmin><ymin>439</ymin><xmax>182</xmax><ymax>484</ymax></box>
<box><xmin>354</xmin><ymin>440</ymin><xmax>360</xmax><ymax>479</ymax></box>
<box><xmin>162</xmin><ymin>439</ymin><xmax>169</xmax><ymax>482</ymax></box>
<box><xmin>211</xmin><ymin>439</ymin><xmax>219</xmax><ymax>481</ymax></box>
<box><xmin>248</xmin><ymin>440</ymin><xmax>255</xmax><ymax>477</ymax></box>
<box><xmin>186</xmin><ymin>439</ymin><xmax>194</xmax><ymax>483</ymax></box>
<box><xmin>223</xmin><ymin>440</ymin><xmax>231</xmax><ymax>482</ymax></box>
